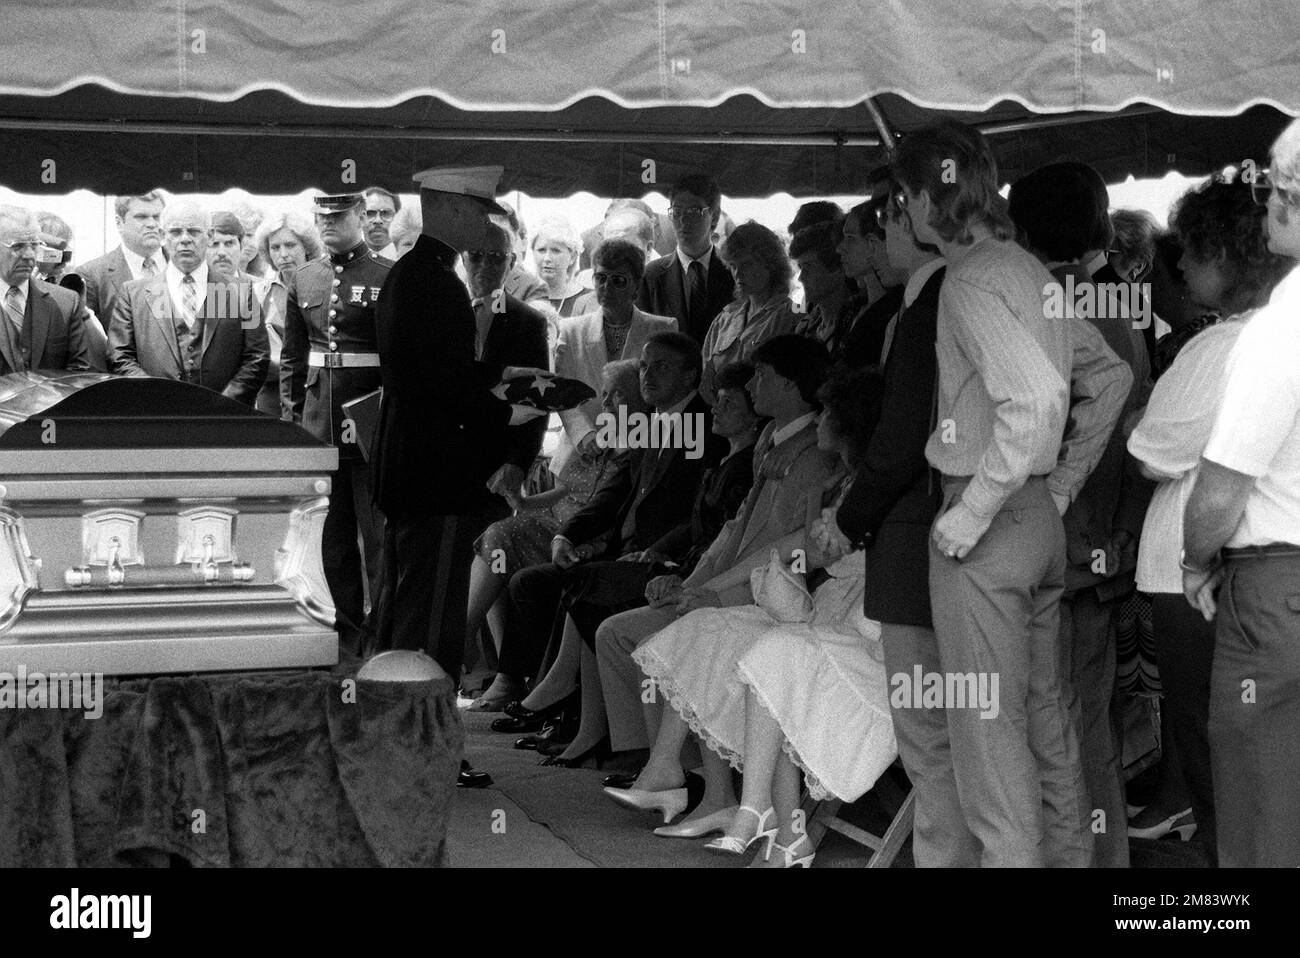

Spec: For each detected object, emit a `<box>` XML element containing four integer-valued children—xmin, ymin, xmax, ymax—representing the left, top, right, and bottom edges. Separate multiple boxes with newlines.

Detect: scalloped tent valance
<box><xmin>2</xmin><ymin>1</ymin><xmax>1297</xmax><ymax>196</ymax></box>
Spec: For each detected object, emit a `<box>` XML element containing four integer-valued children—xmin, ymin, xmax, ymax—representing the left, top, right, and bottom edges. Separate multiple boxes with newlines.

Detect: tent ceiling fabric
<box><xmin>5</xmin><ymin>1</ymin><xmax>1297</xmax><ymax>113</ymax></box>
<box><xmin>1</xmin><ymin>2</ymin><xmax>1296</xmax><ymax>196</ymax></box>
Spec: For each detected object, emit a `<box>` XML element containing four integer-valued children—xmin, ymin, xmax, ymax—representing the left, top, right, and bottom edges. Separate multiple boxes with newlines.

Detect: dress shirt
<box><xmin>123</xmin><ymin>246</ymin><xmax>166</xmax><ymax>280</ymax></box>
<box><xmin>1046</xmin><ymin>316</ymin><xmax>1133</xmax><ymax>504</ymax></box>
<box><xmin>1128</xmin><ymin>318</ymin><xmax>1247</xmax><ymax>593</ymax></box>
<box><xmin>165</xmin><ymin>260</ymin><xmax>208</xmax><ymax>327</ymax></box>
<box><xmin>675</xmin><ymin>246</ymin><xmax>714</xmax><ymax>275</ymax></box>
<box><xmin>925</xmin><ymin>237</ymin><xmax>1071</xmax><ymax>518</ymax></box>
<box><xmin>1203</xmin><ymin>267</ymin><xmax>1300</xmax><ymax>547</ymax></box>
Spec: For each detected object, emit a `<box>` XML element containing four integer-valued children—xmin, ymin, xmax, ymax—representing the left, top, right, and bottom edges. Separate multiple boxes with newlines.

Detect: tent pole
<box><xmin>864</xmin><ymin>97</ymin><xmax>896</xmax><ymax>153</ymax></box>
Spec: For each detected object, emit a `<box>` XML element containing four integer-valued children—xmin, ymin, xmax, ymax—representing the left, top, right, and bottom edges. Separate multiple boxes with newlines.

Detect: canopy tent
<box><xmin>2</xmin><ymin>1</ymin><xmax>1297</xmax><ymax>197</ymax></box>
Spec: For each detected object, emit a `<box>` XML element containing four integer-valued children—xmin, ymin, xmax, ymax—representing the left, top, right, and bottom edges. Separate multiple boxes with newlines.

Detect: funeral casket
<box><xmin>0</xmin><ymin>372</ymin><xmax>339</xmax><ymax>675</ymax></box>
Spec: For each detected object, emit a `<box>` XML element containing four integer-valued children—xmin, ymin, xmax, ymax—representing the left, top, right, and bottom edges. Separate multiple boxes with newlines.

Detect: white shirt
<box><xmin>123</xmin><ymin>245</ymin><xmax>167</xmax><ymax>281</ymax></box>
<box><xmin>654</xmin><ymin>390</ymin><xmax>696</xmax><ymax>421</ymax></box>
<box><xmin>1203</xmin><ymin>267</ymin><xmax>1300</xmax><ymax>547</ymax></box>
<box><xmin>675</xmin><ymin>245</ymin><xmax>714</xmax><ymax>275</ymax></box>
<box><xmin>1128</xmin><ymin>318</ymin><xmax>1247</xmax><ymax>592</ymax></box>
<box><xmin>772</xmin><ymin>411</ymin><xmax>816</xmax><ymax>446</ymax></box>
<box><xmin>165</xmin><ymin>260</ymin><xmax>208</xmax><ymax>328</ymax></box>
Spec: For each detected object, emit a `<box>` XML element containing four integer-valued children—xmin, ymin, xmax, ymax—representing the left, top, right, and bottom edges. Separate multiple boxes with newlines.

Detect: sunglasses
<box><xmin>465</xmin><ymin>250</ymin><xmax>510</xmax><ymax>265</ymax></box>
<box><xmin>593</xmin><ymin>271</ymin><xmax>633</xmax><ymax>288</ymax></box>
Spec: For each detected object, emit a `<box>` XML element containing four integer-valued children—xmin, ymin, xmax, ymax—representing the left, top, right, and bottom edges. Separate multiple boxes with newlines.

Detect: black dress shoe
<box><xmin>602</xmin><ymin>771</ymin><xmax>641</xmax><ymax>789</ymax></box>
<box><xmin>514</xmin><ymin>734</ymin><xmax>546</xmax><ymax>751</ymax></box>
<box><xmin>540</xmin><ymin>737</ymin><xmax>611</xmax><ymax>768</ymax></box>
<box><xmin>491</xmin><ymin>713</ymin><xmax>550</xmax><ymax>734</ymax></box>
<box><xmin>457</xmin><ymin>760</ymin><xmax>493</xmax><ymax>789</ymax></box>
<box><xmin>535</xmin><ymin>720</ymin><xmax>580</xmax><ymax>756</ymax></box>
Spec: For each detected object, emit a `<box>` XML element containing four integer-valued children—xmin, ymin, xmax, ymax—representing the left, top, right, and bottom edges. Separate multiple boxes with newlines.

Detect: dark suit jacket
<box><xmin>371</xmin><ymin>234</ymin><xmax>513</xmax><ymax>517</ymax></box>
<box><xmin>107</xmin><ymin>272</ymin><xmax>270</xmax><ymax>404</ymax></box>
<box><xmin>834</xmin><ymin>284</ymin><xmax>904</xmax><ymax>370</ymax></box>
<box><xmin>0</xmin><ymin>278</ymin><xmax>93</xmax><ymax>374</ymax></box>
<box><xmin>636</xmin><ymin>249</ymin><xmax>735</xmax><ymax>345</ymax></box>
<box><xmin>74</xmin><ymin>245</ymin><xmax>158</xmax><ymax>334</ymax></box>
<box><xmin>646</xmin><ymin>443</ymin><xmax>756</xmax><ymax>572</ymax></box>
<box><xmin>479</xmin><ymin>294</ymin><xmax>550</xmax><ymax>471</ymax></box>
<box><xmin>837</xmin><ymin>266</ymin><xmax>944</xmax><ymax>627</ymax></box>
<box><xmin>559</xmin><ymin>393</ymin><xmax>726</xmax><ymax>556</ymax></box>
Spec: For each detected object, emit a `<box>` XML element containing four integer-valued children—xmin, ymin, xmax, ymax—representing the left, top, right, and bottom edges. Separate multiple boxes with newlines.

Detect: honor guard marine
<box><xmin>280</xmin><ymin>192</ymin><xmax>392</xmax><ymax>655</ymax></box>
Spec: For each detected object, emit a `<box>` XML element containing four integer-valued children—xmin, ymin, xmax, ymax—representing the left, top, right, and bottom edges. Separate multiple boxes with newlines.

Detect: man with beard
<box><xmin>108</xmin><ymin>200</ymin><xmax>267</xmax><ymax>402</ymax></box>
<box><xmin>280</xmin><ymin>192</ymin><xmax>392</xmax><ymax>657</ymax></box>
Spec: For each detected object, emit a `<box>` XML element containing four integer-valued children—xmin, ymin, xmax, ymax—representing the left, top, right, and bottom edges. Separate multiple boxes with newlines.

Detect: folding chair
<box><xmin>801</xmin><ymin>760</ymin><xmax>915</xmax><ymax>868</ymax></box>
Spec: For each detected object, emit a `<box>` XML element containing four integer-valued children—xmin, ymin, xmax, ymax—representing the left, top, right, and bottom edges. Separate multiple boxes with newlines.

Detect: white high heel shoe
<box><xmin>653</xmin><ymin>806</ymin><xmax>739</xmax><ymax>839</ymax></box>
<box><xmin>768</xmin><ymin>832</ymin><xmax>816</xmax><ymax>868</ymax></box>
<box><xmin>703</xmin><ymin>806</ymin><xmax>776</xmax><ymax>856</ymax></box>
<box><xmin>602</xmin><ymin>785</ymin><xmax>688</xmax><ymax>824</ymax></box>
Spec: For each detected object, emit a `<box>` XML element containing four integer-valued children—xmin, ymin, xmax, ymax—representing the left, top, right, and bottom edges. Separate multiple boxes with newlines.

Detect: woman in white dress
<box><xmin>623</xmin><ymin>367</ymin><xmax>892</xmax><ymax>866</ymax></box>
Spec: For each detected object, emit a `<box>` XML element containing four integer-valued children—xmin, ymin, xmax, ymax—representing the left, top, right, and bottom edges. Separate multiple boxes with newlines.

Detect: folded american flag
<box><xmin>490</xmin><ymin>372</ymin><xmax>595</xmax><ymax>412</ymax></box>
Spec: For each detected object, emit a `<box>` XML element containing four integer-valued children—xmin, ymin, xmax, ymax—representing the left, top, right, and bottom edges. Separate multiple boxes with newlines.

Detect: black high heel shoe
<box><xmin>540</xmin><ymin>737</ymin><xmax>611</xmax><ymax>768</ymax></box>
<box><xmin>492</xmin><ymin>692</ymin><xmax>578</xmax><ymax>733</ymax></box>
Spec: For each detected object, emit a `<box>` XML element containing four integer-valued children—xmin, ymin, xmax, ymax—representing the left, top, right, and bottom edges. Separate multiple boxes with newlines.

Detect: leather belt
<box><xmin>1223</xmin><ymin>543</ymin><xmax>1300</xmax><ymax>560</ymax></box>
<box><xmin>308</xmin><ymin>351</ymin><xmax>381</xmax><ymax>368</ymax></box>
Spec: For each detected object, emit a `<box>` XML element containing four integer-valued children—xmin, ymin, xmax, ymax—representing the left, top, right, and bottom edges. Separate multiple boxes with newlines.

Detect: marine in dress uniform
<box><xmin>370</xmin><ymin>166</ymin><xmax>545</xmax><ymax>684</ymax></box>
<box><xmin>280</xmin><ymin>192</ymin><xmax>392</xmax><ymax>656</ymax></box>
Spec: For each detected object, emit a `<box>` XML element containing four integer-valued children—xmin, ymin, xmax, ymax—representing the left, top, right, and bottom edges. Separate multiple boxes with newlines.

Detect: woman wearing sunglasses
<box><xmin>552</xmin><ymin>238</ymin><xmax>678</xmax><ymax>471</ymax></box>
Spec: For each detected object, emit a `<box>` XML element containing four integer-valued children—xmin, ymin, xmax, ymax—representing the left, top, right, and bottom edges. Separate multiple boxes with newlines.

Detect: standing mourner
<box><xmin>1181</xmin><ymin>117</ymin><xmax>1300</xmax><ymax>868</ymax></box>
<box><xmin>280</xmin><ymin>192</ymin><xmax>392</xmax><ymax>656</ymax></box>
<box><xmin>898</xmin><ymin>120</ymin><xmax>1093</xmax><ymax>867</ymax></box>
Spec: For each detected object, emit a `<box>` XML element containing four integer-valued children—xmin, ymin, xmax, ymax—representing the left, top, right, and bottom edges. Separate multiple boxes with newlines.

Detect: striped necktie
<box><xmin>3</xmin><ymin>285</ymin><xmax>23</xmax><ymax>333</ymax></box>
<box><xmin>180</xmin><ymin>273</ymin><xmax>198</xmax><ymax>327</ymax></box>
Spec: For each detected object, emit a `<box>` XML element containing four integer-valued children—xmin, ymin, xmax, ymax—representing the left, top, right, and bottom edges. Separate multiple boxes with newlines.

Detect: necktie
<box><xmin>181</xmin><ymin>273</ymin><xmax>198</xmax><ymax>327</ymax></box>
<box><xmin>686</xmin><ymin>259</ymin><xmax>707</xmax><ymax>327</ymax></box>
<box><xmin>879</xmin><ymin>303</ymin><xmax>905</xmax><ymax>366</ymax></box>
<box><xmin>3</xmin><ymin>285</ymin><xmax>23</xmax><ymax>333</ymax></box>
<box><xmin>140</xmin><ymin>257</ymin><xmax>158</xmax><ymax>279</ymax></box>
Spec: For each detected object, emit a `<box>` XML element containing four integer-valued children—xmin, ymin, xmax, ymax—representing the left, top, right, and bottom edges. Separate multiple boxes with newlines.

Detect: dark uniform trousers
<box><xmin>280</xmin><ymin>242</ymin><xmax>391</xmax><ymax>656</ymax></box>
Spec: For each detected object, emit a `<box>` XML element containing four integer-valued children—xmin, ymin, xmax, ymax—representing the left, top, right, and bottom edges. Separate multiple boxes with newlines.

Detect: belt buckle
<box><xmin>323</xmin><ymin>352</ymin><xmax>343</xmax><ymax>368</ymax></box>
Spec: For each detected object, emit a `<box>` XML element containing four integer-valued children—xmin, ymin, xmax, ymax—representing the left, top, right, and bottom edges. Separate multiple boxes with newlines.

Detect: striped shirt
<box><xmin>925</xmin><ymin>237</ymin><xmax>1071</xmax><ymax>518</ymax></box>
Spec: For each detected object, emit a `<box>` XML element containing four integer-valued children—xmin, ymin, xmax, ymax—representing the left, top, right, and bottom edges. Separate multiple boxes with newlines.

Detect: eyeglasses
<box><xmin>669</xmin><ymin>205</ymin><xmax>711</xmax><ymax>221</ymax></box>
<box><xmin>3</xmin><ymin>241</ymin><xmax>40</xmax><ymax>255</ymax></box>
<box><xmin>364</xmin><ymin>209</ymin><xmax>396</xmax><ymax>221</ymax></box>
<box><xmin>1250</xmin><ymin>167</ymin><xmax>1300</xmax><ymax>208</ymax></box>
<box><xmin>592</xmin><ymin>271</ymin><xmax>633</xmax><ymax>288</ymax></box>
<box><xmin>464</xmin><ymin>250</ymin><xmax>509</xmax><ymax>265</ymax></box>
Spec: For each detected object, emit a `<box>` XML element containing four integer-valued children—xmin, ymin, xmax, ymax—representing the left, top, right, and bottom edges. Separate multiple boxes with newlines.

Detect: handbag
<box><xmin>749</xmin><ymin>548</ymin><xmax>814</xmax><ymax>623</ymax></box>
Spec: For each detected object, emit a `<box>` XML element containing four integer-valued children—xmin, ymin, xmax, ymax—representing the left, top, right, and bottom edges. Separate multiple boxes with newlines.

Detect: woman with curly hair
<box><xmin>1127</xmin><ymin>171</ymin><xmax>1294</xmax><ymax>862</ymax></box>
<box><xmin>698</xmin><ymin>221</ymin><xmax>798</xmax><ymax>403</ymax></box>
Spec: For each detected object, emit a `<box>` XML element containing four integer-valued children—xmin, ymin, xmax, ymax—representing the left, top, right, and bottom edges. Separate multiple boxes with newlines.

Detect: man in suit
<box><xmin>75</xmin><ymin>191</ymin><xmax>167</xmax><ymax>332</ymax></box>
<box><xmin>593</xmin><ymin>335</ymin><xmax>838</xmax><ymax>765</ymax></box>
<box><xmin>370</xmin><ymin>165</ymin><xmax>546</xmax><ymax>684</ymax></box>
<box><xmin>484</xmin><ymin>333</ymin><xmax>726</xmax><ymax>704</ymax></box>
<box><xmin>464</xmin><ymin>221</ymin><xmax>551</xmax><ymax>493</ymax></box>
<box><xmin>0</xmin><ymin>205</ymin><xmax>93</xmax><ymax>374</ymax></box>
<box><xmin>108</xmin><ymin>200</ymin><xmax>268</xmax><ymax>403</ymax></box>
<box><xmin>363</xmin><ymin>187</ymin><xmax>400</xmax><ymax>260</ymax></box>
<box><xmin>636</xmin><ymin>174</ymin><xmax>736</xmax><ymax>344</ymax></box>
<box><xmin>279</xmin><ymin>192</ymin><xmax>392</xmax><ymax>657</ymax></box>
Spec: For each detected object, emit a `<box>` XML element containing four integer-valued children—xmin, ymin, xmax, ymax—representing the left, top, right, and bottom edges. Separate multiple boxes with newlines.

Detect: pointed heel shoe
<box><xmin>703</xmin><ymin>805</ymin><xmax>777</xmax><ymax>857</ymax></box>
<box><xmin>1128</xmin><ymin>808</ymin><xmax>1196</xmax><ymax>841</ymax></box>
<box><xmin>603</xmin><ymin>784</ymin><xmax>689</xmax><ymax>823</ymax></box>
<box><xmin>768</xmin><ymin>833</ymin><xmax>816</xmax><ymax>868</ymax></box>
<box><xmin>653</xmin><ymin>805</ymin><xmax>739</xmax><ymax>839</ymax></box>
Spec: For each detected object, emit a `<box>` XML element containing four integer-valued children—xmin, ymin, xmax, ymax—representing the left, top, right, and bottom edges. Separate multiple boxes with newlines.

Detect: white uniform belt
<box><xmin>308</xmin><ymin>351</ymin><xmax>381</xmax><ymax>368</ymax></box>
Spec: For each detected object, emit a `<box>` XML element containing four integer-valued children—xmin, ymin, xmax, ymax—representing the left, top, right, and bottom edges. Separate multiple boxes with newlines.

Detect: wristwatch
<box><xmin>1179</xmin><ymin>548</ymin><xmax>1217</xmax><ymax>574</ymax></box>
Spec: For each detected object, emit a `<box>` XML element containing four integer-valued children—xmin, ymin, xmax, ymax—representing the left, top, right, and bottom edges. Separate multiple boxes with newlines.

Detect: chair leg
<box><xmin>867</xmin><ymin>789</ymin><xmax>916</xmax><ymax>869</ymax></box>
<box><xmin>802</xmin><ymin>796</ymin><xmax>837</xmax><ymax>850</ymax></box>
